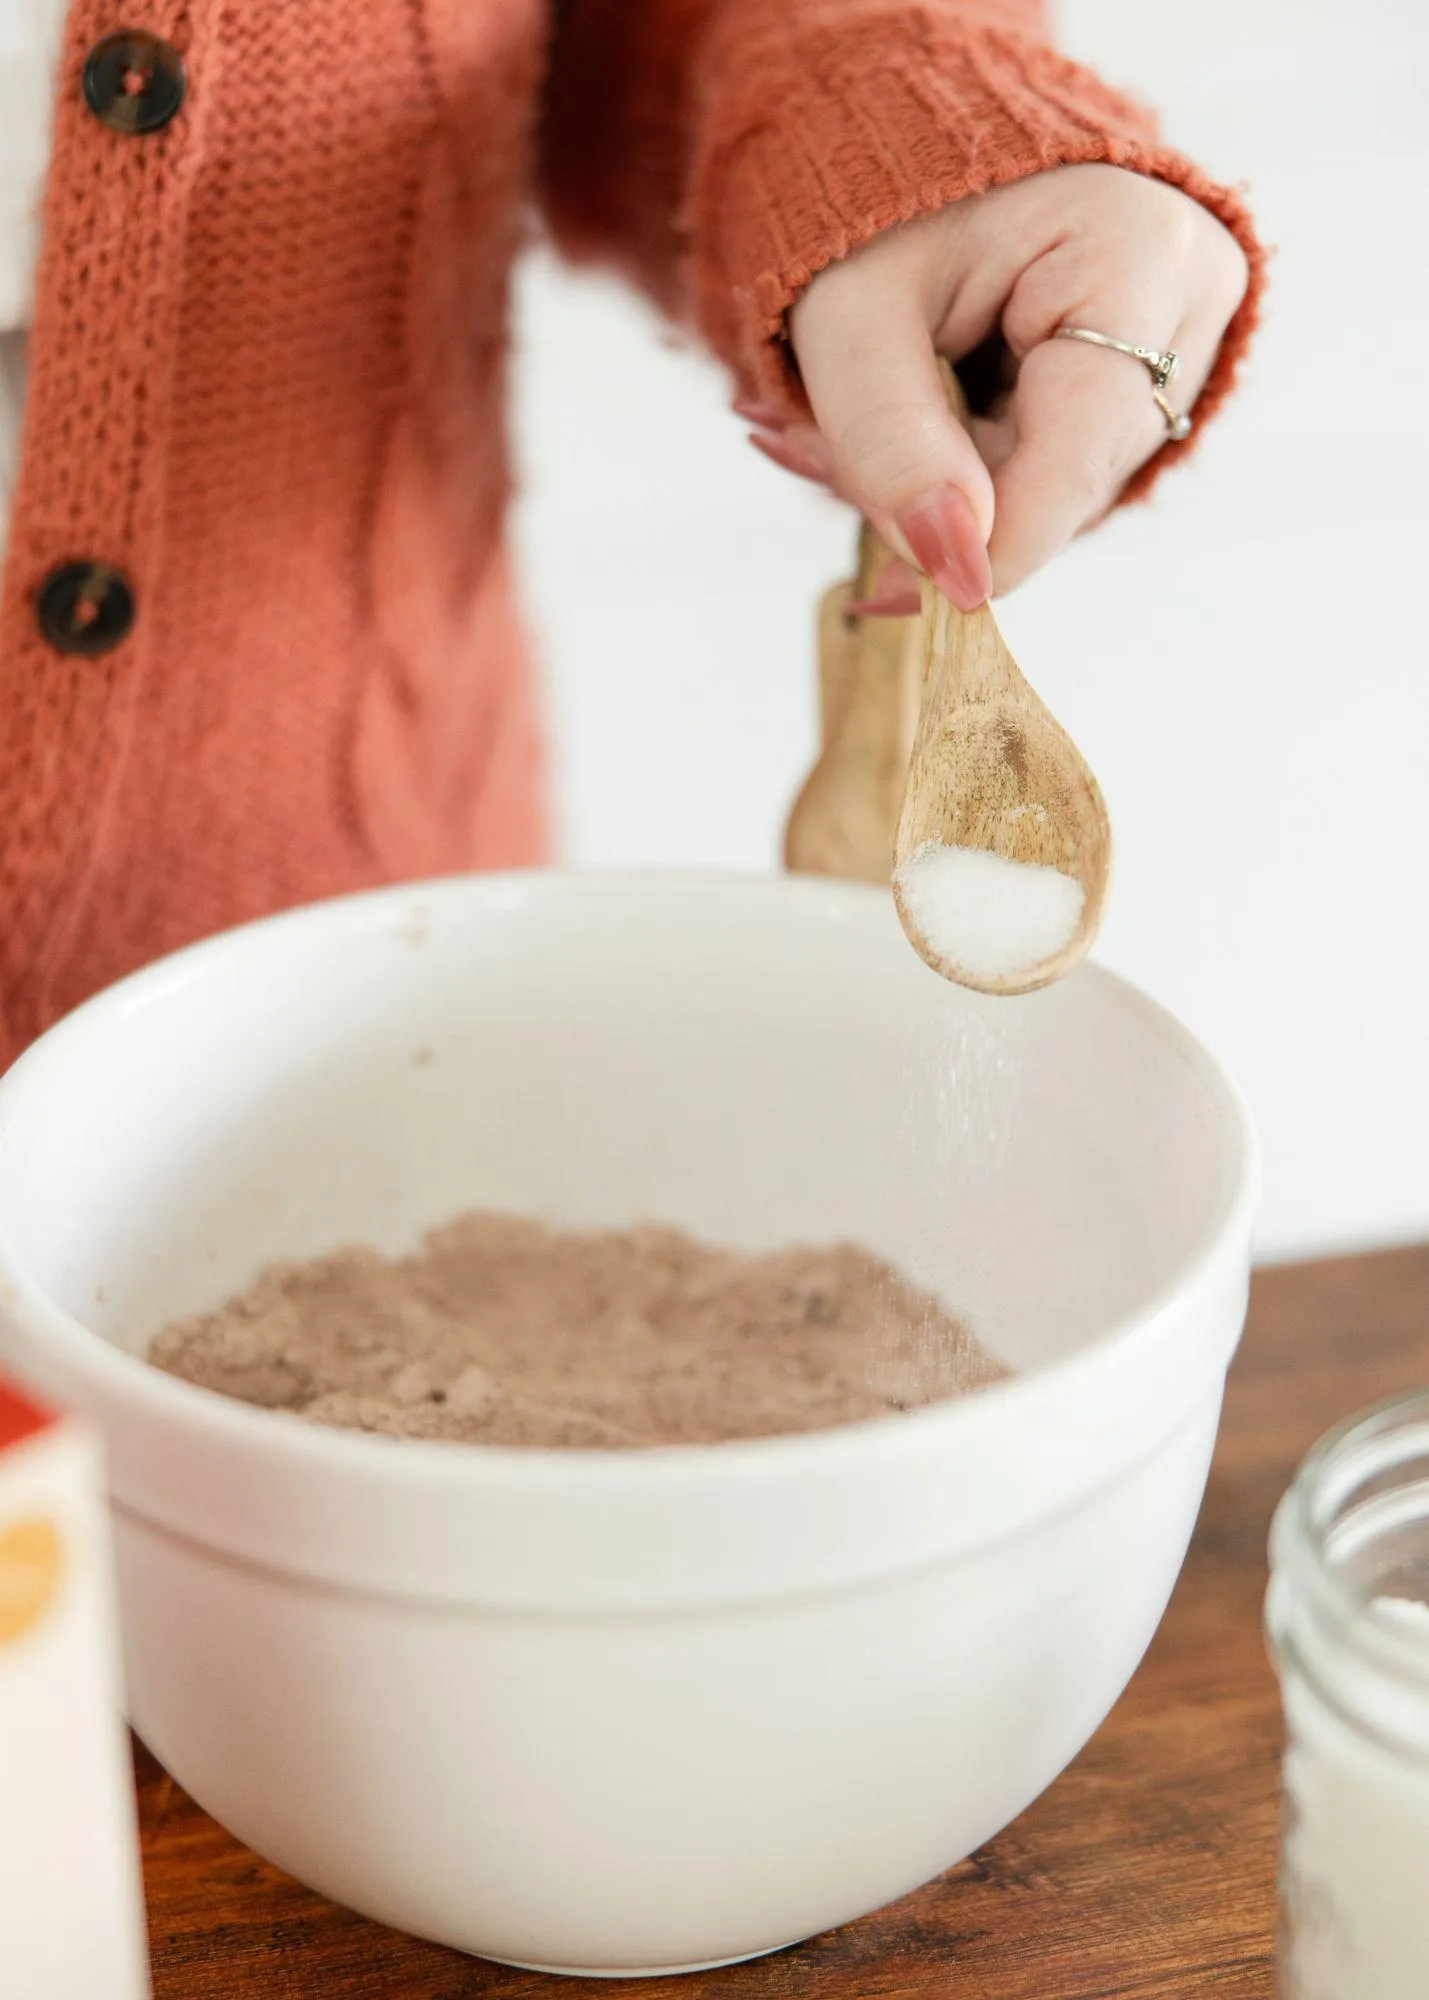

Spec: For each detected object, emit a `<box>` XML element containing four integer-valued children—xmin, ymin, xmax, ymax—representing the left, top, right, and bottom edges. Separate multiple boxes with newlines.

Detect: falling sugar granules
<box><xmin>148</xmin><ymin>1211</ymin><xmax>1006</xmax><ymax>1448</ymax></box>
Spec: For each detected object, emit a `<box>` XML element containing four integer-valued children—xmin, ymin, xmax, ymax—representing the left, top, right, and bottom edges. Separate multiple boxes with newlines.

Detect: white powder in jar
<box><xmin>1371</xmin><ymin>1598</ymin><xmax>1429</xmax><ymax>1637</ymax></box>
<box><xmin>893</xmin><ymin>840</ymin><xmax>1084</xmax><ymax>983</ymax></box>
<box><xmin>1279</xmin><ymin>1594</ymin><xmax>1429</xmax><ymax>2000</ymax></box>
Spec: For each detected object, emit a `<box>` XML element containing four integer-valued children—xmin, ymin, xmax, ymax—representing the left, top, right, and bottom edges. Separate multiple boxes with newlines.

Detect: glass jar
<box><xmin>1267</xmin><ymin>1392</ymin><xmax>1429</xmax><ymax>2000</ymax></box>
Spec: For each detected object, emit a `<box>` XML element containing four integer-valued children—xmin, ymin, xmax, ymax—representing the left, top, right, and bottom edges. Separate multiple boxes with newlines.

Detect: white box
<box><xmin>0</xmin><ymin>1374</ymin><xmax>150</xmax><ymax>1997</ymax></box>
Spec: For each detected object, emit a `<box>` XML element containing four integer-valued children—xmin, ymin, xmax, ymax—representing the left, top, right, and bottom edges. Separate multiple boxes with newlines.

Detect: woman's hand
<box><xmin>744</xmin><ymin>164</ymin><xmax>1250</xmax><ymax>612</ymax></box>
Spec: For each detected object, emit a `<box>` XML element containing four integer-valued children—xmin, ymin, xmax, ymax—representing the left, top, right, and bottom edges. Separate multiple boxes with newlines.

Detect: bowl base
<box><xmin>483</xmin><ymin>1938</ymin><xmax>801</xmax><ymax>1979</ymax></box>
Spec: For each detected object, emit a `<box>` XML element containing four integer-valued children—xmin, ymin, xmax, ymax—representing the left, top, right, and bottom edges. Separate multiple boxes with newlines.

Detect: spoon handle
<box><xmin>782</xmin><ymin>523</ymin><xmax>921</xmax><ymax>883</ymax></box>
<box><xmin>917</xmin><ymin>359</ymin><xmax>1011</xmax><ymax>696</ymax></box>
<box><xmin>783</xmin><ymin>361</ymin><xmax>981</xmax><ymax>883</ymax></box>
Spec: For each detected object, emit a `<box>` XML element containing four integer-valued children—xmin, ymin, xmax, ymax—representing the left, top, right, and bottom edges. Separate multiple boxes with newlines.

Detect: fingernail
<box><xmin>894</xmin><ymin>487</ymin><xmax>992</xmax><ymax>611</ymax></box>
<box><xmin>846</xmin><ymin>588</ymin><xmax>923</xmax><ymax>617</ymax></box>
<box><xmin>734</xmin><ymin>394</ymin><xmax>789</xmax><ymax>426</ymax></box>
<box><xmin>847</xmin><ymin>558</ymin><xmax>923</xmax><ymax>617</ymax></box>
<box><xmin>748</xmin><ymin>430</ymin><xmax>829</xmax><ymax>485</ymax></box>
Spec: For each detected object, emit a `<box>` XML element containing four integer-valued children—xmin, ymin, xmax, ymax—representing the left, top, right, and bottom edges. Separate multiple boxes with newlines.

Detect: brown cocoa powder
<box><xmin>148</xmin><ymin>1211</ymin><xmax>1005</xmax><ymax>1447</ymax></box>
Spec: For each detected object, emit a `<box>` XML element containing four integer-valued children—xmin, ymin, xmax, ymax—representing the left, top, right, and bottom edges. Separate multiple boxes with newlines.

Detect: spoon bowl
<box><xmin>891</xmin><ymin>581</ymin><xmax>1112</xmax><ymax>995</ymax></box>
<box><xmin>786</xmin><ymin>361</ymin><xmax>1113</xmax><ymax>995</ymax></box>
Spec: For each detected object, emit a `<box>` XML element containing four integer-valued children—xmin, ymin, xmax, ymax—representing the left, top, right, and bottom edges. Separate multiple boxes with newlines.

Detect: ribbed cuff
<box><xmin>689</xmin><ymin>6</ymin><xmax>1267</xmax><ymax>499</ymax></box>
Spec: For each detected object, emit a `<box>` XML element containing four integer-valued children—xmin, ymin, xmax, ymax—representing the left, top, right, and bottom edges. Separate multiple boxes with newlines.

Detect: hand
<box><xmin>744</xmin><ymin>164</ymin><xmax>1250</xmax><ymax>612</ymax></box>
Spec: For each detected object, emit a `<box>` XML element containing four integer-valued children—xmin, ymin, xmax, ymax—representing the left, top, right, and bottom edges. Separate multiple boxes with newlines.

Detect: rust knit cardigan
<box><xmin>0</xmin><ymin>0</ymin><xmax>1263</xmax><ymax>1066</ymax></box>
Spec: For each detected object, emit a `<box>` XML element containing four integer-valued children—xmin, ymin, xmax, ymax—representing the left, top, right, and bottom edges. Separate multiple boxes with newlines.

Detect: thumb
<box><xmin>791</xmin><ymin>291</ymin><xmax>995</xmax><ymax>611</ymax></box>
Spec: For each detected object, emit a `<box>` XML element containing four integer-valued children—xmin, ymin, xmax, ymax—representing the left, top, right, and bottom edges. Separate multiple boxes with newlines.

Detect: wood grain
<box><xmin>783</xmin><ymin>524</ymin><xmax>921</xmax><ymax>885</ymax></box>
<box><xmin>891</xmin><ymin>580</ymin><xmax>1113</xmax><ymax>996</ymax></box>
<box><xmin>136</xmin><ymin>1244</ymin><xmax>1429</xmax><ymax>1999</ymax></box>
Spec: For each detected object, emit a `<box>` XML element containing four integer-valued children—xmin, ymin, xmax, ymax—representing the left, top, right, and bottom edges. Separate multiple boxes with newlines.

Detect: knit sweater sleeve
<box><xmin>538</xmin><ymin>0</ymin><xmax>1265</xmax><ymax>492</ymax></box>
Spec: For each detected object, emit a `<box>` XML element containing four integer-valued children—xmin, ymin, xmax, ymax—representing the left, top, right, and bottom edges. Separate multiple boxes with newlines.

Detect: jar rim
<box><xmin>1271</xmin><ymin>1389</ymin><xmax>1429</xmax><ymax>1700</ymax></box>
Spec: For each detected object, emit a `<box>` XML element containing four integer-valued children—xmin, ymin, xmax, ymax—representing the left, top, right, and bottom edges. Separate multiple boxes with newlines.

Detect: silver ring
<box><xmin>1055</xmin><ymin>324</ymin><xmax>1193</xmax><ymax>440</ymax></box>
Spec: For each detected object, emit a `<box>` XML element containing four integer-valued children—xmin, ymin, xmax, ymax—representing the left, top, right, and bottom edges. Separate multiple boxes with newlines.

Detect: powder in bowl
<box><xmin>147</xmin><ymin>1212</ymin><xmax>1007</xmax><ymax>1448</ymax></box>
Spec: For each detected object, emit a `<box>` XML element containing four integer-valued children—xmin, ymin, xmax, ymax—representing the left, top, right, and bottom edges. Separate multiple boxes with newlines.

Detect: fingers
<box><xmin>985</xmin><ymin>321</ymin><xmax>1179</xmax><ymax>591</ymax></box>
<box><xmin>983</xmin><ymin>169</ymin><xmax>1248</xmax><ymax>591</ymax></box>
<box><xmin>789</xmin><ymin>266</ymin><xmax>994</xmax><ymax>610</ymax></box>
<box><xmin>747</xmin><ymin>426</ymin><xmax>835</xmax><ymax>486</ymax></box>
<box><xmin>768</xmin><ymin>168</ymin><xmax>1250</xmax><ymax>601</ymax></box>
<box><xmin>743</xmin><ymin>416</ymin><xmax>923</xmax><ymax>614</ymax></box>
<box><xmin>846</xmin><ymin>558</ymin><xmax>922</xmax><ymax>617</ymax></box>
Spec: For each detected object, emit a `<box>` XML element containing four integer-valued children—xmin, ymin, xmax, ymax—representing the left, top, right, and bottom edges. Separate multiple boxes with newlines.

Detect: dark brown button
<box><xmin>37</xmin><ymin>563</ymin><xmax>136</xmax><ymax>656</ymax></box>
<box><xmin>82</xmin><ymin>30</ymin><xmax>185</xmax><ymax>134</ymax></box>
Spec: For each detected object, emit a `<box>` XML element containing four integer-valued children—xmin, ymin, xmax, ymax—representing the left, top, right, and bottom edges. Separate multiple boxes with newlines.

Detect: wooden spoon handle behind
<box><xmin>782</xmin><ymin>521</ymin><xmax>920</xmax><ymax>884</ymax></box>
<box><xmin>783</xmin><ymin>361</ymin><xmax>975</xmax><ymax>885</ymax></box>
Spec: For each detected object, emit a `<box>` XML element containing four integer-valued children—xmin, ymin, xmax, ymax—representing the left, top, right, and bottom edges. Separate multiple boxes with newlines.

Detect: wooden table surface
<box><xmin>135</xmin><ymin>1244</ymin><xmax>1429</xmax><ymax>1998</ymax></box>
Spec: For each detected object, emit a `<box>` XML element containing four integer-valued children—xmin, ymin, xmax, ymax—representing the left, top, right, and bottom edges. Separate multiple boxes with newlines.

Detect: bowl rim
<box><xmin>0</xmin><ymin>867</ymin><xmax>1261</xmax><ymax>1495</ymax></box>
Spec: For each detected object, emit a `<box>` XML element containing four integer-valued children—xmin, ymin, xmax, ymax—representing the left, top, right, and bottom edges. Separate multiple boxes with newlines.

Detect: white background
<box><xmin>510</xmin><ymin>0</ymin><xmax>1429</xmax><ymax>1265</ymax></box>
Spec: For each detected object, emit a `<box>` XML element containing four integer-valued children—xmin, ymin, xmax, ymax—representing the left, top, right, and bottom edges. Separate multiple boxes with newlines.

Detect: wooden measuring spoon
<box><xmin>783</xmin><ymin>522</ymin><xmax>921</xmax><ymax>883</ymax></box>
<box><xmin>784</xmin><ymin>365</ymin><xmax>1110</xmax><ymax>993</ymax></box>
<box><xmin>890</xmin><ymin>371</ymin><xmax>1112</xmax><ymax>996</ymax></box>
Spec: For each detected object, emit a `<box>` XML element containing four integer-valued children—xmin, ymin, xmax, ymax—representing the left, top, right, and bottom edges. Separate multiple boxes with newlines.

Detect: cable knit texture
<box><xmin>0</xmin><ymin>0</ymin><xmax>1264</xmax><ymax>1065</ymax></box>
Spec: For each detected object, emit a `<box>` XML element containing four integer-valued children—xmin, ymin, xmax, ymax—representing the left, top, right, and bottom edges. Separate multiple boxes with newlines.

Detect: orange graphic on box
<box><xmin>0</xmin><ymin>1517</ymin><xmax>63</xmax><ymax>1644</ymax></box>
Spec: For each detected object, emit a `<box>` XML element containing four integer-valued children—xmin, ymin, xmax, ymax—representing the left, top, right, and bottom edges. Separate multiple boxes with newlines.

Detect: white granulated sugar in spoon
<box><xmin>894</xmin><ymin>840</ymin><xmax>1085</xmax><ymax>984</ymax></box>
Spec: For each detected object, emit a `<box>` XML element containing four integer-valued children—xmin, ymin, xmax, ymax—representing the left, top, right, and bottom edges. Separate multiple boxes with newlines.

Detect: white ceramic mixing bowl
<box><xmin>0</xmin><ymin>872</ymin><xmax>1256</xmax><ymax>1975</ymax></box>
